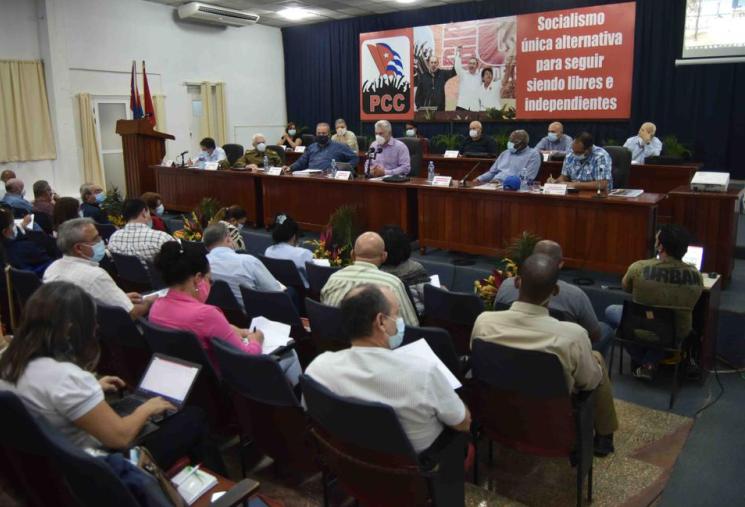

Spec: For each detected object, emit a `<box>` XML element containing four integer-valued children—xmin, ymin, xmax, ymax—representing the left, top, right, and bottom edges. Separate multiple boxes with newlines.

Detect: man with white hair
<box><xmin>233</xmin><ymin>133</ymin><xmax>282</xmax><ymax>169</ymax></box>
<box><xmin>366</xmin><ymin>120</ymin><xmax>411</xmax><ymax>177</ymax></box>
<box><xmin>623</xmin><ymin>122</ymin><xmax>662</xmax><ymax>163</ymax></box>
<box><xmin>331</xmin><ymin>118</ymin><xmax>358</xmax><ymax>151</ymax></box>
<box><xmin>474</xmin><ymin>129</ymin><xmax>541</xmax><ymax>184</ymax></box>
<box><xmin>283</xmin><ymin>122</ymin><xmax>358</xmax><ymax>173</ymax></box>
<box><xmin>535</xmin><ymin>122</ymin><xmax>573</xmax><ymax>153</ymax></box>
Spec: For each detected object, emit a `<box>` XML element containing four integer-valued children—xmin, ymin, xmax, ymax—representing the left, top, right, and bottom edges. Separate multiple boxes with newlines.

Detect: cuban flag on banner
<box><xmin>368</xmin><ymin>43</ymin><xmax>404</xmax><ymax>77</ymax></box>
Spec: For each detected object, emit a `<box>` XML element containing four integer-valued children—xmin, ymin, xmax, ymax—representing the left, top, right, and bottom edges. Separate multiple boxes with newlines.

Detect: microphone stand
<box><xmin>178</xmin><ymin>151</ymin><xmax>188</xmax><ymax>168</ymax></box>
<box><xmin>459</xmin><ymin>161</ymin><xmax>482</xmax><ymax>187</ymax></box>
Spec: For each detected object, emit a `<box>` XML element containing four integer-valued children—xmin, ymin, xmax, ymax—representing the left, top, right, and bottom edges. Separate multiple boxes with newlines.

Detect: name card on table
<box><xmin>204</xmin><ymin>162</ymin><xmax>219</xmax><ymax>171</ymax></box>
<box><xmin>162</xmin><ymin>159</ymin><xmax>174</xmax><ymax>167</ymax></box>
<box><xmin>334</xmin><ymin>170</ymin><xmax>352</xmax><ymax>180</ymax></box>
<box><xmin>543</xmin><ymin>183</ymin><xmax>568</xmax><ymax>195</ymax></box>
<box><xmin>294</xmin><ymin>146</ymin><xmax>305</xmax><ymax>153</ymax></box>
<box><xmin>443</xmin><ymin>150</ymin><xmax>459</xmax><ymax>158</ymax></box>
<box><xmin>432</xmin><ymin>176</ymin><xmax>452</xmax><ymax>187</ymax></box>
<box><xmin>266</xmin><ymin>167</ymin><xmax>283</xmax><ymax>176</ymax></box>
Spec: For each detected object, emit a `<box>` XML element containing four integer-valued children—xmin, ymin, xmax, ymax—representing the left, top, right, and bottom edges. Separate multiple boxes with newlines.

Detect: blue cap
<box><xmin>502</xmin><ymin>175</ymin><xmax>521</xmax><ymax>191</ymax></box>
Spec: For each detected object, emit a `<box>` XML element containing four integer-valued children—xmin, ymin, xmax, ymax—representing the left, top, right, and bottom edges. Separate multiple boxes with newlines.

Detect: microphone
<box><xmin>178</xmin><ymin>151</ymin><xmax>189</xmax><ymax>168</ymax></box>
<box><xmin>180</xmin><ymin>150</ymin><xmax>188</xmax><ymax>156</ymax></box>
<box><xmin>459</xmin><ymin>161</ymin><xmax>482</xmax><ymax>187</ymax></box>
<box><xmin>365</xmin><ymin>146</ymin><xmax>378</xmax><ymax>178</ymax></box>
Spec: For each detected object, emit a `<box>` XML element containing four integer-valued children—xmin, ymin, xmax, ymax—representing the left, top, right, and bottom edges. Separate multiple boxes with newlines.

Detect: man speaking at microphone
<box><xmin>473</xmin><ymin>130</ymin><xmax>541</xmax><ymax>185</ymax></box>
<box><xmin>366</xmin><ymin>120</ymin><xmax>411</xmax><ymax>177</ymax></box>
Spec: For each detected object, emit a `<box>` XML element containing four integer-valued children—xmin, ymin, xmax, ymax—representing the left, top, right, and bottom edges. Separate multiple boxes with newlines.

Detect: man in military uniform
<box><xmin>234</xmin><ymin>133</ymin><xmax>282</xmax><ymax>169</ymax></box>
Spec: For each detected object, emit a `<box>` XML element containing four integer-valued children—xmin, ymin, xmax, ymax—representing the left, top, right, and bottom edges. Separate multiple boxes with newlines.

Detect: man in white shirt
<box><xmin>194</xmin><ymin>137</ymin><xmax>227</xmax><ymax>164</ymax></box>
<box><xmin>108</xmin><ymin>198</ymin><xmax>172</xmax><ymax>264</ymax></box>
<box><xmin>306</xmin><ymin>284</ymin><xmax>471</xmax><ymax>453</ymax></box>
<box><xmin>43</xmin><ymin>218</ymin><xmax>153</xmax><ymax>318</ymax></box>
<box><xmin>454</xmin><ymin>46</ymin><xmax>482</xmax><ymax>111</ymax></box>
<box><xmin>203</xmin><ymin>222</ymin><xmax>283</xmax><ymax>305</ymax></box>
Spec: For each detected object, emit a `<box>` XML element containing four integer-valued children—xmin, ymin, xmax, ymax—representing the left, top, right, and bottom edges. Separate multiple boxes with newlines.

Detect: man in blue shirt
<box><xmin>190</xmin><ymin>137</ymin><xmax>227</xmax><ymax>166</ymax></box>
<box><xmin>623</xmin><ymin>122</ymin><xmax>662</xmax><ymax>164</ymax></box>
<box><xmin>474</xmin><ymin>130</ymin><xmax>541</xmax><ymax>184</ymax></box>
<box><xmin>551</xmin><ymin>132</ymin><xmax>613</xmax><ymax>191</ymax></box>
<box><xmin>283</xmin><ymin>123</ymin><xmax>358</xmax><ymax>172</ymax></box>
<box><xmin>0</xmin><ymin>178</ymin><xmax>33</xmax><ymax>215</ymax></box>
<box><xmin>79</xmin><ymin>183</ymin><xmax>110</xmax><ymax>224</ymax></box>
<box><xmin>535</xmin><ymin>122</ymin><xmax>573</xmax><ymax>153</ymax></box>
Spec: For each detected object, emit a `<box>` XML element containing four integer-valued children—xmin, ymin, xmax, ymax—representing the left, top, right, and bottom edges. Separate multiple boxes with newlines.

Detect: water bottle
<box><xmin>427</xmin><ymin>161</ymin><xmax>435</xmax><ymax>182</ymax></box>
<box><xmin>330</xmin><ymin>159</ymin><xmax>337</xmax><ymax>177</ymax></box>
<box><xmin>197</xmin><ymin>153</ymin><xmax>206</xmax><ymax>169</ymax></box>
<box><xmin>519</xmin><ymin>167</ymin><xmax>529</xmax><ymax>191</ymax></box>
<box><xmin>263</xmin><ymin>154</ymin><xmax>270</xmax><ymax>170</ymax></box>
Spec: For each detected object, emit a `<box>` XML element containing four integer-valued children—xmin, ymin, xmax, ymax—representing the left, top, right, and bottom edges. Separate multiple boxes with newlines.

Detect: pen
<box><xmin>175</xmin><ymin>463</ymin><xmax>202</xmax><ymax>487</ymax></box>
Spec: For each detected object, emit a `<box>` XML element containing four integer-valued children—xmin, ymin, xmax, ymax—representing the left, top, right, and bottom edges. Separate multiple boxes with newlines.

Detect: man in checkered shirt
<box><xmin>108</xmin><ymin>198</ymin><xmax>173</xmax><ymax>263</ymax></box>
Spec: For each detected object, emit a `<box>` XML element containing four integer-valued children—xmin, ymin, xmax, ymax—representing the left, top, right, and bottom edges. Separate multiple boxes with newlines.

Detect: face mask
<box><xmin>78</xmin><ymin>209</ymin><xmax>84</xmax><ymax>218</ymax></box>
<box><xmin>88</xmin><ymin>240</ymin><xmax>106</xmax><ymax>263</ymax></box>
<box><xmin>95</xmin><ymin>192</ymin><xmax>105</xmax><ymax>204</ymax></box>
<box><xmin>386</xmin><ymin>316</ymin><xmax>405</xmax><ymax>349</ymax></box>
<box><xmin>316</xmin><ymin>135</ymin><xmax>329</xmax><ymax>145</ymax></box>
<box><xmin>337</xmin><ymin>128</ymin><xmax>346</xmax><ymax>136</ymax></box>
<box><xmin>195</xmin><ymin>278</ymin><xmax>211</xmax><ymax>303</ymax></box>
<box><xmin>375</xmin><ymin>134</ymin><xmax>385</xmax><ymax>145</ymax></box>
<box><xmin>155</xmin><ymin>204</ymin><xmax>165</xmax><ymax>216</ymax></box>
<box><xmin>469</xmin><ymin>129</ymin><xmax>479</xmax><ymax>139</ymax></box>
<box><xmin>507</xmin><ymin>141</ymin><xmax>517</xmax><ymax>153</ymax></box>
<box><xmin>288</xmin><ymin>129</ymin><xmax>296</xmax><ymax>136</ymax></box>
<box><xmin>574</xmin><ymin>153</ymin><xmax>586</xmax><ymax>160</ymax></box>
<box><xmin>406</xmin><ymin>129</ymin><xmax>416</xmax><ymax>137</ymax></box>
<box><xmin>146</xmin><ymin>219</ymin><xmax>153</xmax><ymax>229</ymax></box>
<box><xmin>256</xmin><ymin>142</ymin><xmax>267</xmax><ymax>152</ymax></box>
<box><xmin>547</xmin><ymin>132</ymin><xmax>558</xmax><ymax>142</ymax></box>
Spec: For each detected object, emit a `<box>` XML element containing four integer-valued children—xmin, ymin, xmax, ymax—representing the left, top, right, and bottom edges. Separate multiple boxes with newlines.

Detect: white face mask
<box><xmin>287</xmin><ymin>129</ymin><xmax>296</xmax><ymax>136</ymax></box>
<box><xmin>469</xmin><ymin>129</ymin><xmax>479</xmax><ymax>139</ymax></box>
<box><xmin>256</xmin><ymin>142</ymin><xmax>267</xmax><ymax>152</ymax></box>
<box><xmin>406</xmin><ymin>129</ymin><xmax>416</xmax><ymax>137</ymax></box>
<box><xmin>375</xmin><ymin>134</ymin><xmax>386</xmax><ymax>145</ymax></box>
<box><xmin>337</xmin><ymin>127</ymin><xmax>346</xmax><ymax>136</ymax></box>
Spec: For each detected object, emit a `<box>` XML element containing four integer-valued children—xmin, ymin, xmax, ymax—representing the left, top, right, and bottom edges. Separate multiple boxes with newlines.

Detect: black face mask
<box><xmin>316</xmin><ymin>135</ymin><xmax>329</xmax><ymax>145</ymax></box>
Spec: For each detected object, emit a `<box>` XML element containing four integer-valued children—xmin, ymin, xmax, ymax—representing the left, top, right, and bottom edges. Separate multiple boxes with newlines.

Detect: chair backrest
<box><xmin>494</xmin><ymin>301</ymin><xmax>569</xmax><ymax>322</ymax></box>
<box><xmin>301</xmin><ymin>133</ymin><xmax>316</xmax><ymax>147</ymax></box>
<box><xmin>398</xmin><ymin>137</ymin><xmax>420</xmax><ymax>176</ymax></box>
<box><xmin>357</xmin><ymin>135</ymin><xmax>369</xmax><ymax>152</ymax></box>
<box><xmin>305</xmin><ymin>261</ymin><xmax>340</xmax><ymax>300</ymax></box>
<box><xmin>205</xmin><ymin>279</ymin><xmax>249</xmax><ymax>328</ymax></box>
<box><xmin>305</xmin><ymin>297</ymin><xmax>348</xmax><ymax>354</ymax></box>
<box><xmin>222</xmin><ymin>143</ymin><xmax>244</xmax><ymax>165</ymax></box>
<box><xmin>240</xmin><ymin>287</ymin><xmax>303</xmax><ymax>330</ymax></box>
<box><xmin>402</xmin><ymin>326</ymin><xmax>461</xmax><ymax>380</ymax></box>
<box><xmin>300</xmin><ymin>374</ymin><xmax>432</xmax><ymax>506</ymax></box>
<box><xmin>144</xmin><ymin>259</ymin><xmax>166</xmax><ymax>290</ymax></box>
<box><xmin>422</xmin><ymin>284</ymin><xmax>484</xmax><ymax>354</ymax></box>
<box><xmin>257</xmin><ymin>255</ymin><xmax>305</xmax><ymax>292</ymax></box>
<box><xmin>95</xmin><ymin>223</ymin><xmax>117</xmax><ymax>244</ymax></box>
<box><xmin>110</xmin><ymin>252</ymin><xmax>151</xmax><ymax>289</ymax></box>
<box><xmin>619</xmin><ymin>300</ymin><xmax>677</xmax><ymax>348</ymax></box>
<box><xmin>8</xmin><ymin>266</ymin><xmax>41</xmax><ymax>309</ymax></box>
<box><xmin>182</xmin><ymin>239</ymin><xmax>208</xmax><ymax>257</ymax></box>
<box><xmin>604</xmin><ymin>145</ymin><xmax>631</xmax><ymax>188</ymax></box>
<box><xmin>95</xmin><ymin>303</ymin><xmax>151</xmax><ymax>387</ymax></box>
<box><xmin>0</xmin><ymin>391</ymin><xmax>139</xmax><ymax>507</ymax></box>
<box><xmin>470</xmin><ymin>339</ymin><xmax>576</xmax><ymax>456</ymax></box>
<box><xmin>266</xmin><ymin>145</ymin><xmax>286</xmax><ymax>164</ymax></box>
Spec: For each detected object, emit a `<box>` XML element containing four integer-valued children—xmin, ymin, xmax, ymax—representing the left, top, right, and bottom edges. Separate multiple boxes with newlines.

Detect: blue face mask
<box><xmin>547</xmin><ymin>132</ymin><xmax>558</xmax><ymax>142</ymax></box>
<box><xmin>95</xmin><ymin>192</ymin><xmax>105</xmax><ymax>204</ymax></box>
<box><xmin>88</xmin><ymin>240</ymin><xmax>106</xmax><ymax>263</ymax></box>
<box><xmin>574</xmin><ymin>153</ymin><xmax>587</xmax><ymax>160</ymax></box>
<box><xmin>155</xmin><ymin>204</ymin><xmax>165</xmax><ymax>216</ymax></box>
<box><xmin>385</xmin><ymin>315</ymin><xmax>405</xmax><ymax>349</ymax></box>
<box><xmin>507</xmin><ymin>141</ymin><xmax>517</xmax><ymax>153</ymax></box>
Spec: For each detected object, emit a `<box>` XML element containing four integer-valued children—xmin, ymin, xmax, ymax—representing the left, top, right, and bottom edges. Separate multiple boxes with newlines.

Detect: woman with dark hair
<box><xmin>53</xmin><ymin>196</ymin><xmax>83</xmax><ymax>232</ymax></box>
<box><xmin>220</xmin><ymin>205</ymin><xmax>247</xmax><ymax>252</ymax></box>
<box><xmin>0</xmin><ymin>206</ymin><xmax>57</xmax><ymax>275</ymax></box>
<box><xmin>140</xmin><ymin>192</ymin><xmax>167</xmax><ymax>232</ymax></box>
<box><xmin>379</xmin><ymin>225</ymin><xmax>430</xmax><ymax>314</ymax></box>
<box><xmin>0</xmin><ymin>281</ymin><xmax>222</xmax><ymax>471</ymax></box>
<box><xmin>264</xmin><ymin>213</ymin><xmax>313</xmax><ymax>288</ymax></box>
<box><xmin>278</xmin><ymin>122</ymin><xmax>303</xmax><ymax>150</ymax></box>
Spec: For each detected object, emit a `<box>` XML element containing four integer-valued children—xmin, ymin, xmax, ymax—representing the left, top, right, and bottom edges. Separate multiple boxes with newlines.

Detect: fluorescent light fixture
<box><xmin>396</xmin><ymin>0</ymin><xmax>418</xmax><ymax>3</ymax></box>
<box><xmin>278</xmin><ymin>7</ymin><xmax>315</xmax><ymax>21</ymax></box>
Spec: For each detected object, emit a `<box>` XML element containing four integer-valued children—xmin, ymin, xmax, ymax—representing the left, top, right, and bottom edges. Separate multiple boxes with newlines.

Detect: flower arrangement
<box><xmin>101</xmin><ymin>187</ymin><xmax>125</xmax><ymax>228</ymax></box>
<box><xmin>305</xmin><ymin>205</ymin><xmax>360</xmax><ymax>267</ymax></box>
<box><xmin>172</xmin><ymin>197</ymin><xmax>224</xmax><ymax>242</ymax></box>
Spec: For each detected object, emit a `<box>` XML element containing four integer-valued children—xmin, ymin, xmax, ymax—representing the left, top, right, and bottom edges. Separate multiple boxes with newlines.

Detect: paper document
<box><xmin>473</xmin><ymin>183</ymin><xmax>499</xmax><ymax>191</ymax></box>
<box><xmin>394</xmin><ymin>339</ymin><xmax>461</xmax><ymax>389</ymax></box>
<box><xmin>609</xmin><ymin>189</ymin><xmax>644</xmax><ymax>198</ymax></box>
<box><xmin>292</xmin><ymin>169</ymin><xmax>323</xmax><ymax>176</ymax></box>
<box><xmin>250</xmin><ymin>316</ymin><xmax>293</xmax><ymax>354</ymax></box>
<box><xmin>429</xmin><ymin>274</ymin><xmax>441</xmax><ymax>288</ymax></box>
<box><xmin>312</xmin><ymin>258</ymin><xmax>331</xmax><ymax>267</ymax></box>
<box><xmin>171</xmin><ymin>466</ymin><xmax>218</xmax><ymax>505</ymax></box>
<box><xmin>14</xmin><ymin>214</ymin><xmax>34</xmax><ymax>230</ymax></box>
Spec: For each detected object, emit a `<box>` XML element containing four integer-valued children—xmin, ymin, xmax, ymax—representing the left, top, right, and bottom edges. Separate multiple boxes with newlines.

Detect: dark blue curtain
<box><xmin>282</xmin><ymin>0</ymin><xmax>745</xmax><ymax>175</ymax></box>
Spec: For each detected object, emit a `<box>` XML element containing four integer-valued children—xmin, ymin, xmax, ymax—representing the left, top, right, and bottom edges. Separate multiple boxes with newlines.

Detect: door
<box><xmin>93</xmin><ymin>98</ymin><xmax>130</xmax><ymax>194</ymax></box>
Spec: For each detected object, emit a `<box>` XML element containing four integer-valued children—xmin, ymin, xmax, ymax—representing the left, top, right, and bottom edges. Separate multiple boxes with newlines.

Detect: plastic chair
<box><xmin>399</xmin><ymin>137</ymin><xmax>421</xmax><ymax>177</ymax></box>
<box><xmin>301</xmin><ymin>133</ymin><xmax>315</xmax><ymax>147</ymax></box>
<box><xmin>95</xmin><ymin>303</ymin><xmax>151</xmax><ymax>387</ymax></box>
<box><xmin>144</xmin><ymin>259</ymin><xmax>166</xmax><ymax>290</ymax></box>
<box><xmin>257</xmin><ymin>255</ymin><xmax>306</xmax><ymax>303</ymax></box>
<box><xmin>205</xmin><ymin>279</ymin><xmax>249</xmax><ymax>328</ymax></box>
<box><xmin>7</xmin><ymin>266</ymin><xmax>41</xmax><ymax>311</ymax></box>
<box><xmin>470</xmin><ymin>339</ymin><xmax>595</xmax><ymax>507</ymax></box>
<box><xmin>422</xmin><ymin>284</ymin><xmax>484</xmax><ymax>355</ymax></box>
<box><xmin>110</xmin><ymin>252</ymin><xmax>152</xmax><ymax>293</ymax></box>
<box><xmin>305</xmin><ymin>261</ymin><xmax>340</xmax><ymax>301</ymax></box>
<box><xmin>605</xmin><ymin>146</ymin><xmax>632</xmax><ymax>189</ymax></box>
<box><xmin>305</xmin><ymin>298</ymin><xmax>347</xmax><ymax>356</ymax></box>
<box><xmin>240</xmin><ymin>287</ymin><xmax>305</xmax><ymax>338</ymax></box>
<box><xmin>222</xmin><ymin>143</ymin><xmax>245</xmax><ymax>166</ymax></box>
<box><xmin>402</xmin><ymin>325</ymin><xmax>463</xmax><ymax>381</ymax></box>
<box><xmin>95</xmin><ymin>223</ymin><xmax>117</xmax><ymax>244</ymax></box>
<box><xmin>266</xmin><ymin>145</ymin><xmax>286</xmax><ymax>164</ymax></box>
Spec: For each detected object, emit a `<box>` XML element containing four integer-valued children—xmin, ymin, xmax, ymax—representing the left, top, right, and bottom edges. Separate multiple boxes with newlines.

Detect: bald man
<box><xmin>474</xmin><ymin>129</ymin><xmax>541</xmax><ymax>184</ymax></box>
<box><xmin>320</xmin><ymin>232</ymin><xmax>419</xmax><ymax>326</ymax></box>
<box><xmin>623</xmin><ymin>122</ymin><xmax>662</xmax><ymax>163</ymax></box>
<box><xmin>0</xmin><ymin>178</ymin><xmax>33</xmax><ymax>214</ymax></box>
<box><xmin>472</xmin><ymin>253</ymin><xmax>618</xmax><ymax>456</ymax></box>
<box><xmin>494</xmin><ymin>240</ymin><xmax>614</xmax><ymax>355</ymax></box>
<box><xmin>459</xmin><ymin>121</ymin><xmax>498</xmax><ymax>156</ymax></box>
<box><xmin>535</xmin><ymin>122</ymin><xmax>573</xmax><ymax>153</ymax></box>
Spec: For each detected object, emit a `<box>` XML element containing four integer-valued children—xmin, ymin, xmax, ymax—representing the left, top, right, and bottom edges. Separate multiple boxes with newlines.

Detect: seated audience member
<box><xmin>535</xmin><ymin>121</ymin><xmax>573</xmax><ymax>153</ymax></box>
<box><xmin>53</xmin><ymin>197</ymin><xmax>82</xmax><ymax>232</ymax></box>
<box><xmin>190</xmin><ymin>137</ymin><xmax>227</xmax><ymax>165</ymax></box>
<box><xmin>605</xmin><ymin>224</ymin><xmax>703</xmax><ymax>380</ymax></box>
<box><xmin>32</xmin><ymin>179</ymin><xmax>56</xmax><ymax>217</ymax></box>
<box><xmin>43</xmin><ymin>218</ymin><xmax>153</xmax><ymax>318</ymax></box>
<box><xmin>404</xmin><ymin>121</ymin><xmax>430</xmax><ymax>154</ymax></box>
<box><xmin>204</xmin><ymin>223</ymin><xmax>282</xmax><ymax>305</ymax></box>
<box><xmin>549</xmin><ymin>132</ymin><xmax>613</xmax><ymax>191</ymax></box>
<box><xmin>0</xmin><ymin>170</ymin><xmax>14</xmax><ymax>200</ymax></box>
<box><xmin>321</xmin><ymin>231</ymin><xmax>419</xmax><ymax>326</ymax></box>
<box><xmin>495</xmin><ymin>240</ymin><xmax>614</xmax><ymax>355</ymax></box>
<box><xmin>284</xmin><ymin>122</ymin><xmax>358</xmax><ymax>173</ymax></box>
<box><xmin>234</xmin><ymin>133</ymin><xmax>282</xmax><ymax>169</ymax></box>
<box><xmin>379</xmin><ymin>225</ymin><xmax>430</xmax><ymax>315</ymax></box>
<box><xmin>471</xmin><ymin>253</ymin><xmax>619</xmax><ymax>456</ymax></box>
<box><xmin>108</xmin><ymin>198</ymin><xmax>172</xmax><ymax>263</ymax></box>
<box><xmin>79</xmin><ymin>183</ymin><xmax>110</xmax><ymax>224</ymax></box>
<box><xmin>307</xmin><ymin>284</ymin><xmax>471</xmax><ymax>453</ymax></box>
<box><xmin>264</xmin><ymin>213</ymin><xmax>313</xmax><ymax>288</ymax></box>
<box><xmin>0</xmin><ymin>281</ymin><xmax>223</xmax><ymax>472</ymax></box>
<box><xmin>474</xmin><ymin>129</ymin><xmax>541</xmax><ymax>184</ymax></box>
<box><xmin>0</xmin><ymin>207</ymin><xmax>57</xmax><ymax>275</ymax></box>
<box><xmin>278</xmin><ymin>121</ymin><xmax>303</xmax><ymax>150</ymax></box>
<box><xmin>150</xmin><ymin>241</ymin><xmax>301</xmax><ymax>384</ymax></box>
<box><xmin>221</xmin><ymin>205</ymin><xmax>247</xmax><ymax>252</ymax></box>
<box><xmin>459</xmin><ymin>121</ymin><xmax>498</xmax><ymax>156</ymax></box>
<box><xmin>623</xmin><ymin>122</ymin><xmax>663</xmax><ymax>164</ymax></box>
<box><xmin>478</xmin><ymin>67</ymin><xmax>502</xmax><ymax>111</ymax></box>
<box><xmin>141</xmin><ymin>192</ymin><xmax>167</xmax><ymax>232</ymax></box>
<box><xmin>331</xmin><ymin>118</ymin><xmax>359</xmax><ymax>151</ymax></box>
<box><xmin>1</xmin><ymin>178</ymin><xmax>33</xmax><ymax>215</ymax></box>
<box><xmin>365</xmin><ymin>120</ymin><xmax>411</xmax><ymax>177</ymax></box>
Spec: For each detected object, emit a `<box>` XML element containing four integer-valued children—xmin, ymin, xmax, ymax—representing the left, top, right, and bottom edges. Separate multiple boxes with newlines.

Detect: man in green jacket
<box><xmin>234</xmin><ymin>133</ymin><xmax>282</xmax><ymax>169</ymax></box>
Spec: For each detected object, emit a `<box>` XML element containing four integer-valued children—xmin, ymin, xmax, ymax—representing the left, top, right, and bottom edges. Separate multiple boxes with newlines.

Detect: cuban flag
<box><xmin>129</xmin><ymin>60</ymin><xmax>143</xmax><ymax>120</ymax></box>
<box><xmin>368</xmin><ymin>42</ymin><xmax>404</xmax><ymax>77</ymax></box>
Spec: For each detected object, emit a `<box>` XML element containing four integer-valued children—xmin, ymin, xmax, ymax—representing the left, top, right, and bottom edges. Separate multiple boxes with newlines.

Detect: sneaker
<box><xmin>633</xmin><ymin>364</ymin><xmax>656</xmax><ymax>381</ymax></box>
<box><xmin>594</xmin><ymin>434</ymin><xmax>615</xmax><ymax>457</ymax></box>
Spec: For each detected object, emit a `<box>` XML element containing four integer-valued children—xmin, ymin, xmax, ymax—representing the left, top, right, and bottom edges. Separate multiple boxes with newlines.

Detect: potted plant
<box><xmin>662</xmin><ymin>135</ymin><xmax>692</xmax><ymax>160</ymax></box>
<box><xmin>101</xmin><ymin>186</ymin><xmax>125</xmax><ymax>227</ymax></box>
<box><xmin>305</xmin><ymin>205</ymin><xmax>361</xmax><ymax>267</ymax></box>
<box><xmin>173</xmin><ymin>197</ymin><xmax>224</xmax><ymax>241</ymax></box>
<box><xmin>432</xmin><ymin>133</ymin><xmax>464</xmax><ymax>152</ymax></box>
<box><xmin>491</xmin><ymin>130</ymin><xmax>511</xmax><ymax>153</ymax></box>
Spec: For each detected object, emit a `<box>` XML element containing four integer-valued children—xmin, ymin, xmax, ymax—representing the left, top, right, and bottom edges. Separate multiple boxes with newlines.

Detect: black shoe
<box><xmin>594</xmin><ymin>434</ymin><xmax>615</xmax><ymax>457</ymax></box>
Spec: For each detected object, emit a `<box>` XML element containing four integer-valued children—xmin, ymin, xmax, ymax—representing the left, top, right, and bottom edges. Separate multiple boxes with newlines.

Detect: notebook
<box><xmin>171</xmin><ymin>466</ymin><xmax>218</xmax><ymax>505</ymax></box>
<box><xmin>394</xmin><ymin>339</ymin><xmax>461</xmax><ymax>390</ymax></box>
<box><xmin>250</xmin><ymin>316</ymin><xmax>294</xmax><ymax>354</ymax></box>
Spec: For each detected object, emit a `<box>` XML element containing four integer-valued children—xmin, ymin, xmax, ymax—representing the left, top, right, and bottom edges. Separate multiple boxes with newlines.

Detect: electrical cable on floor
<box><xmin>695</xmin><ymin>363</ymin><xmax>725</xmax><ymax>417</ymax></box>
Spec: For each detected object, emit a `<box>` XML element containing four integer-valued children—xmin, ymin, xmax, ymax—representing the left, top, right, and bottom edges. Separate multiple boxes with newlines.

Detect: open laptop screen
<box><xmin>682</xmin><ymin>245</ymin><xmax>704</xmax><ymax>271</ymax></box>
<box><xmin>138</xmin><ymin>355</ymin><xmax>201</xmax><ymax>407</ymax></box>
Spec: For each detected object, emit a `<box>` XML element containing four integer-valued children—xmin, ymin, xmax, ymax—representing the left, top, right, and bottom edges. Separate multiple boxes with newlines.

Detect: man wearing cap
<box><xmin>473</xmin><ymin>130</ymin><xmax>541</xmax><ymax>185</ymax></box>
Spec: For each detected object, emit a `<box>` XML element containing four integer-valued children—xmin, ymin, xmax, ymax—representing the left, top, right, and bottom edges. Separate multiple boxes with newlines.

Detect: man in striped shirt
<box><xmin>321</xmin><ymin>232</ymin><xmax>419</xmax><ymax>326</ymax></box>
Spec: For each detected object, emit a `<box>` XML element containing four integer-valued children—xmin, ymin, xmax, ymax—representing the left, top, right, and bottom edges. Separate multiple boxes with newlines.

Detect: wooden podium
<box><xmin>116</xmin><ymin>119</ymin><xmax>175</xmax><ymax>196</ymax></box>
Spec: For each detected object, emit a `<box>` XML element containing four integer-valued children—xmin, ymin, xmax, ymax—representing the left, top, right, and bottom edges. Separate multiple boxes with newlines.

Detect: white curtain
<box><xmin>199</xmin><ymin>82</ymin><xmax>227</xmax><ymax>145</ymax></box>
<box><xmin>153</xmin><ymin>94</ymin><xmax>166</xmax><ymax>133</ymax></box>
<box><xmin>76</xmin><ymin>93</ymin><xmax>105</xmax><ymax>188</ymax></box>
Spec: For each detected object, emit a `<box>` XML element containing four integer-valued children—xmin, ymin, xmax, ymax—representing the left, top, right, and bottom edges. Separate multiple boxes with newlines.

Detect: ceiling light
<box><xmin>396</xmin><ymin>0</ymin><xmax>418</xmax><ymax>3</ymax></box>
<box><xmin>278</xmin><ymin>7</ymin><xmax>316</xmax><ymax>21</ymax></box>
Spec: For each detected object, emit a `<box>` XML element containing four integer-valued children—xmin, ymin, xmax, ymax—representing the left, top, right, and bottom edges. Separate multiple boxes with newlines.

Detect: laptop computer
<box><xmin>111</xmin><ymin>353</ymin><xmax>201</xmax><ymax>421</ymax></box>
<box><xmin>682</xmin><ymin>245</ymin><xmax>704</xmax><ymax>271</ymax></box>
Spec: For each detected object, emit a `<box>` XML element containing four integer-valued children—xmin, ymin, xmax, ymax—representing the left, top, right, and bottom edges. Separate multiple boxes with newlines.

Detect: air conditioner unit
<box><xmin>177</xmin><ymin>2</ymin><xmax>259</xmax><ymax>27</ymax></box>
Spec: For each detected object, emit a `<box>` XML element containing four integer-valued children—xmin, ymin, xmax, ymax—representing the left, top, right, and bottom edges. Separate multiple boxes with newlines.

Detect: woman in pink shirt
<box><xmin>149</xmin><ymin>241</ymin><xmax>264</xmax><ymax>366</ymax></box>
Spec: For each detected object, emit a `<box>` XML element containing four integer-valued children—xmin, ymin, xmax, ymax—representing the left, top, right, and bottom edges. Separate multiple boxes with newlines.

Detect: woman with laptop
<box><xmin>0</xmin><ymin>282</ymin><xmax>223</xmax><ymax>472</ymax></box>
